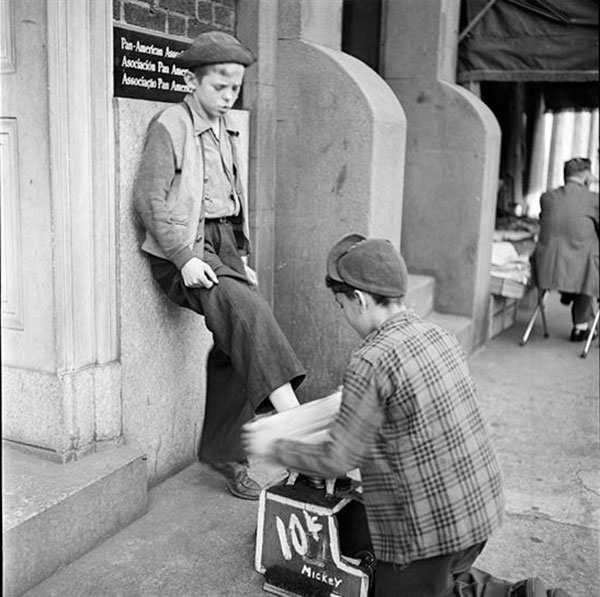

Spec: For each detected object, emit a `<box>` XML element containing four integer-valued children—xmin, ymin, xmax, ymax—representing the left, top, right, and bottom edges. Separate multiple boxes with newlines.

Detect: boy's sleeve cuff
<box><xmin>171</xmin><ymin>247</ymin><xmax>196</xmax><ymax>270</ymax></box>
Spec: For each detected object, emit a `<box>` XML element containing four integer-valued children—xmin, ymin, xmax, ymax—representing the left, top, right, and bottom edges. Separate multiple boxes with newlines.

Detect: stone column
<box><xmin>547</xmin><ymin>111</ymin><xmax>575</xmax><ymax>190</ymax></box>
<box><xmin>572</xmin><ymin>110</ymin><xmax>592</xmax><ymax>158</ymax></box>
<box><xmin>525</xmin><ymin>92</ymin><xmax>549</xmax><ymax>218</ymax></box>
<box><xmin>589</xmin><ymin>110</ymin><xmax>600</xmax><ymax>191</ymax></box>
<box><xmin>273</xmin><ymin>0</ymin><xmax>406</xmax><ymax>398</ymax></box>
<box><xmin>382</xmin><ymin>0</ymin><xmax>501</xmax><ymax>348</ymax></box>
<box><xmin>237</xmin><ymin>0</ymin><xmax>280</xmax><ymax>304</ymax></box>
<box><xmin>1</xmin><ymin>0</ymin><xmax>121</xmax><ymax>462</ymax></box>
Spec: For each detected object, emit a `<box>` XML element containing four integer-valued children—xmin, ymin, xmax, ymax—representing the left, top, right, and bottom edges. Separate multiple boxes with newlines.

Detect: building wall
<box><xmin>111</xmin><ymin>1</ymin><xmax>242</xmax><ymax>484</ymax></box>
<box><xmin>1</xmin><ymin>0</ymin><xmax>243</xmax><ymax>482</ymax></box>
<box><xmin>115</xmin><ymin>99</ymin><xmax>212</xmax><ymax>484</ymax></box>
<box><xmin>112</xmin><ymin>0</ymin><xmax>235</xmax><ymax>36</ymax></box>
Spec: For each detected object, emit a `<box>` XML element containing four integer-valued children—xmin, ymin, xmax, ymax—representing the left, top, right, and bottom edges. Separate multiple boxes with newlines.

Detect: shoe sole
<box><xmin>227</xmin><ymin>484</ymin><xmax>260</xmax><ymax>500</ymax></box>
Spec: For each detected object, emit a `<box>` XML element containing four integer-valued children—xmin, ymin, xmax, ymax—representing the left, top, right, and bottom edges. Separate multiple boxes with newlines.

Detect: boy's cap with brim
<box><xmin>327</xmin><ymin>233</ymin><xmax>408</xmax><ymax>297</ymax></box>
<box><xmin>174</xmin><ymin>31</ymin><xmax>256</xmax><ymax>69</ymax></box>
<box><xmin>326</xmin><ymin>233</ymin><xmax>366</xmax><ymax>282</ymax></box>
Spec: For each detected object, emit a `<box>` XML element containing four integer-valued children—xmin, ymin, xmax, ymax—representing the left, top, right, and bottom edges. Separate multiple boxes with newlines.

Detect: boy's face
<box><xmin>334</xmin><ymin>292</ymin><xmax>372</xmax><ymax>339</ymax></box>
<box><xmin>188</xmin><ymin>63</ymin><xmax>245</xmax><ymax>120</ymax></box>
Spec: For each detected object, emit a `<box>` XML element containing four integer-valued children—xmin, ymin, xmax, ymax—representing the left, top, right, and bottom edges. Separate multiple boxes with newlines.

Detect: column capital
<box><xmin>279</xmin><ymin>0</ymin><xmax>343</xmax><ymax>51</ymax></box>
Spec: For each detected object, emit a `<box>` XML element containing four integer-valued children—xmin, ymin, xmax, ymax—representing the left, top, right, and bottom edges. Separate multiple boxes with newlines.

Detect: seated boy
<box><xmin>133</xmin><ymin>32</ymin><xmax>305</xmax><ymax>500</ymax></box>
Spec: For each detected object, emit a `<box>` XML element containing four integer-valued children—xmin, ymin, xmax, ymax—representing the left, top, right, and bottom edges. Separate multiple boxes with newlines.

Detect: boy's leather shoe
<box><xmin>355</xmin><ymin>549</ymin><xmax>377</xmax><ymax>577</ymax></box>
<box><xmin>208</xmin><ymin>460</ymin><xmax>261</xmax><ymax>500</ymax></box>
<box><xmin>510</xmin><ymin>578</ymin><xmax>546</xmax><ymax>597</ymax></box>
<box><xmin>228</xmin><ymin>469</ymin><xmax>261</xmax><ymax>500</ymax></box>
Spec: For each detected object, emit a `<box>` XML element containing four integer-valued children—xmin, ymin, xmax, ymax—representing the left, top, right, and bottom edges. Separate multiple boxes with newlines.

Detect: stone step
<box><xmin>406</xmin><ymin>273</ymin><xmax>473</xmax><ymax>351</ymax></box>
<box><xmin>426</xmin><ymin>310</ymin><xmax>473</xmax><ymax>352</ymax></box>
<box><xmin>406</xmin><ymin>273</ymin><xmax>435</xmax><ymax>318</ymax></box>
<box><xmin>2</xmin><ymin>445</ymin><xmax>148</xmax><ymax>597</ymax></box>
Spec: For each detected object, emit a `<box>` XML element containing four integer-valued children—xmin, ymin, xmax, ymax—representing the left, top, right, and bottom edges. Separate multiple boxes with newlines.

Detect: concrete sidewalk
<box><xmin>21</xmin><ymin>293</ymin><xmax>599</xmax><ymax>597</ymax></box>
<box><xmin>469</xmin><ymin>293</ymin><xmax>599</xmax><ymax>597</ymax></box>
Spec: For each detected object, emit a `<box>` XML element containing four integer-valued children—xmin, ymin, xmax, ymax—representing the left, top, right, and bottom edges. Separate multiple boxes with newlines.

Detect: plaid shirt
<box><xmin>276</xmin><ymin>310</ymin><xmax>504</xmax><ymax>565</ymax></box>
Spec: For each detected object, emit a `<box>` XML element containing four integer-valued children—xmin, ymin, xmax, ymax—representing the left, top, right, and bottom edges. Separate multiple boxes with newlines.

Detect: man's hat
<box><xmin>326</xmin><ymin>233</ymin><xmax>408</xmax><ymax>297</ymax></box>
<box><xmin>174</xmin><ymin>31</ymin><xmax>256</xmax><ymax>69</ymax></box>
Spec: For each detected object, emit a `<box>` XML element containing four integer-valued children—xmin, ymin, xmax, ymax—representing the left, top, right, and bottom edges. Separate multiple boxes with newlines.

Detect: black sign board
<box><xmin>114</xmin><ymin>26</ymin><xmax>192</xmax><ymax>102</ymax></box>
<box><xmin>256</xmin><ymin>483</ymin><xmax>369</xmax><ymax>597</ymax></box>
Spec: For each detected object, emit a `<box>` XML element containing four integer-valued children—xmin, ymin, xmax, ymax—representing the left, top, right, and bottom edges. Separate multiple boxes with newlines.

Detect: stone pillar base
<box><xmin>1</xmin><ymin>361</ymin><xmax>122</xmax><ymax>463</ymax></box>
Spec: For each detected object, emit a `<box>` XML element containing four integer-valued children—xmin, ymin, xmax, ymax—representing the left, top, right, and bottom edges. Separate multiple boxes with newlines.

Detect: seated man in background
<box><xmin>534</xmin><ymin>157</ymin><xmax>599</xmax><ymax>341</ymax></box>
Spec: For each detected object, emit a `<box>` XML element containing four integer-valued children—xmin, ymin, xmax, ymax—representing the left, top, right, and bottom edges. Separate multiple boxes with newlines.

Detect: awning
<box><xmin>458</xmin><ymin>0</ymin><xmax>599</xmax><ymax>82</ymax></box>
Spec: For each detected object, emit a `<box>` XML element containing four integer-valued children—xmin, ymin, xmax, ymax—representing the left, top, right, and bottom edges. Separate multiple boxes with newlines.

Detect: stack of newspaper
<box><xmin>244</xmin><ymin>390</ymin><xmax>342</xmax><ymax>459</ymax></box>
<box><xmin>491</xmin><ymin>234</ymin><xmax>532</xmax><ymax>299</ymax></box>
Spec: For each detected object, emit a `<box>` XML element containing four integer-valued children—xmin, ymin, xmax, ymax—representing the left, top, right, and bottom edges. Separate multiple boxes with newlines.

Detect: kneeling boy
<box><xmin>248</xmin><ymin>233</ymin><xmax>504</xmax><ymax>596</ymax></box>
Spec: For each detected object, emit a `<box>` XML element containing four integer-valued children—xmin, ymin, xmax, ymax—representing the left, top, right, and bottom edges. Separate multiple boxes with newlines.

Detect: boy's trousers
<box><xmin>337</xmin><ymin>501</ymin><xmax>506</xmax><ymax>597</ymax></box>
<box><xmin>372</xmin><ymin>542</ymin><xmax>488</xmax><ymax>597</ymax></box>
<box><xmin>149</xmin><ymin>219</ymin><xmax>305</xmax><ymax>464</ymax></box>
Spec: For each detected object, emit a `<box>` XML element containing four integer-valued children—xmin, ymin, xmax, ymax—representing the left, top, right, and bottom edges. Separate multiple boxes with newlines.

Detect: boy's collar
<box><xmin>363</xmin><ymin>308</ymin><xmax>408</xmax><ymax>341</ymax></box>
<box><xmin>183</xmin><ymin>94</ymin><xmax>240</xmax><ymax>137</ymax></box>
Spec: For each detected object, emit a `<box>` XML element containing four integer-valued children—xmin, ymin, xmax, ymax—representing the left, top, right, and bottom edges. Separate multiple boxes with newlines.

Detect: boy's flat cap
<box><xmin>327</xmin><ymin>233</ymin><xmax>408</xmax><ymax>297</ymax></box>
<box><xmin>175</xmin><ymin>31</ymin><xmax>256</xmax><ymax>68</ymax></box>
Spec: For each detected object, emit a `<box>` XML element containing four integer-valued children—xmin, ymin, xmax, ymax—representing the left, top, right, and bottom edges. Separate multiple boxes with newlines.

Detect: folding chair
<box><xmin>519</xmin><ymin>289</ymin><xmax>548</xmax><ymax>346</ymax></box>
<box><xmin>520</xmin><ymin>290</ymin><xmax>598</xmax><ymax>357</ymax></box>
<box><xmin>580</xmin><ymin>304</ymin><xmax>599</xmax><ymax>359</ymax></box>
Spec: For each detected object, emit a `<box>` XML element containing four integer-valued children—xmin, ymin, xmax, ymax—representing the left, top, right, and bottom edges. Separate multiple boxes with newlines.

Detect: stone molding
<box><xmin>47</xmin><ymin>0</ymin><xmax>118</xmax><ymax>373</ymax></box>
<box><xmin>0</xmin><ymin>117</ymin><xmax>24</xmax><ymax>330</ymax></box>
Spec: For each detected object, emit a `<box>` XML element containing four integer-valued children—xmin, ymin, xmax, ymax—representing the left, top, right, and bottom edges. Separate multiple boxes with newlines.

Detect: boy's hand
<box><xmin>181</xmin><ymin>257</ymin><xmax>219</xmax><ymax>289</ymax></box>
<box><xmin>244</xmin><ymin>264</ymin><xmax>258</xmax><ymax>287</ymax></box>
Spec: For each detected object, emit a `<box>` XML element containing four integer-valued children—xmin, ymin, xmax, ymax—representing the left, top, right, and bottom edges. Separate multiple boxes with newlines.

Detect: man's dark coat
<box><xmin>534</xmin><ymin>181</ymin><xmax>599</xmax><ymax>297</ymax></box>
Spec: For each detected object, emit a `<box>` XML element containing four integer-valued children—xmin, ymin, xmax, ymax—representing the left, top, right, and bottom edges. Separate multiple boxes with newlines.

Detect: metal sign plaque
<box><xmin>113</xmin><ymin>25</ymin><xmax>192</xmax><ymax>102</ymax></box>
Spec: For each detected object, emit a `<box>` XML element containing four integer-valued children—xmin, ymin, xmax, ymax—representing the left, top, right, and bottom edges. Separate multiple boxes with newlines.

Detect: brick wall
<box><xmin>113</xmin><ymin>0</ymin><xmax>236</xmax><ymax>38</ymax></box>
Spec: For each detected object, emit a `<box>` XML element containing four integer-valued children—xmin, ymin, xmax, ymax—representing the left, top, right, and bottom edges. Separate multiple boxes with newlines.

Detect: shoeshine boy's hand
<box><xmin>181</xmin><ymin>257</ymin><xmax>219</xmax><ymax>289</ymax></box>
<box><xmin>241</xmin><ymin>416</ymin><xmax>279</xmax><ymax>465</ymax></box>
